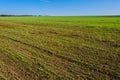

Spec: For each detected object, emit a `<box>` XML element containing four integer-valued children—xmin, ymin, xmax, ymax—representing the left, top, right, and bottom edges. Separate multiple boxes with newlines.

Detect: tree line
<box><xmin>0</xmin><ymin>14</ymin><xmax>42</xmax><ymax>17</ymax></box>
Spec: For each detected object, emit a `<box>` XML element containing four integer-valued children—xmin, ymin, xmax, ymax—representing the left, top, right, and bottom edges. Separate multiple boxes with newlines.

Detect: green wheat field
<box><xmin>0</xmin><ymin>16</ymin><xmax>120</xmax><ymax>80</ymax></box>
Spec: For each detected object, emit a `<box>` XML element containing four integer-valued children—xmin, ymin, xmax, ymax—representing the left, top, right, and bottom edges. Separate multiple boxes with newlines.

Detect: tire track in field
<box><xmin>0</xmin><ymin>57</ymin><xmax>23</xmax><ymax>80</ymax></box>
<box><xmin>0</xmin><ymin>35</ymin><xmax>73</xmax><ymax>79</ymax></box>
<box><xmin>0</xmin><ymin>50</ymin><xmax>37</xmax><ymax>80</ymax></box>
<box><xmin>0</xmin><ymin>48</ymin><xmax>62</xmax><ymax>79</ymax></box>
<box><xmin>0</xmin><ymin>35</ymin><xmax>53</xmax><ymax>55</ymax></box>
<box><xmin>0</xmin><ymin>35</ymin><xmax>120</xmax><ymax>79</ymax></box>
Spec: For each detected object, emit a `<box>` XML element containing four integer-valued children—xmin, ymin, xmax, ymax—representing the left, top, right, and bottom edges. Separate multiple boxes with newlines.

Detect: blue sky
<box><xmin>0</xmin><ymin>0</ymin><xmax>120</xmax><ymax>16</ymax></box>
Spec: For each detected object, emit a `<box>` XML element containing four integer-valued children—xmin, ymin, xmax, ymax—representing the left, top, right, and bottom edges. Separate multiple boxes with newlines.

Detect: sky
<box><xmin>0</xmin><ymin>0</ymin><xmax>120</xmax><ymax>16</ymax></box>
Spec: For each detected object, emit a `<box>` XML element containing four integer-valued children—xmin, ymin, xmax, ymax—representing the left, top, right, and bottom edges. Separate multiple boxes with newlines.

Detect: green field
<box><xmin>0</xmin><ymin>16</ymin><xmax>120</xmax><ymax>80</ymax></box>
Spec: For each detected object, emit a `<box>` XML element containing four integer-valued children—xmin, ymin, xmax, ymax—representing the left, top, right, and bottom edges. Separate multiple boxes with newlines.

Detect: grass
<box><xmin>0</xmin><ymin>16</ymin><xmax>120</xmax><ymax>80</ymax></box>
